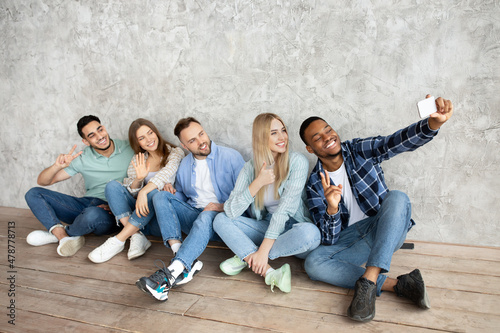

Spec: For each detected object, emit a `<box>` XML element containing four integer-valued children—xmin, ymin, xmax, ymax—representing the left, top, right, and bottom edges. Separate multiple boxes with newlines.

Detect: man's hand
<box><xmin>428</xmin><ymin>95</ymin><xmax>454</xmax><ymax>130</ymax></box>
<box><xmin>320</xmin><ymin>170</ymin><xmax>343</xmax><ymax>215</ymax></box>
<box><xmin>203</xmin><ymin>202</ymin><xmax>224</xmax><ymax>212</ymax></box>
<box><xmin>55</xmin><ymin>145</ymin><xmax>82</xmax><ymax>169</ymax></box>
<box><xmin>97</xmin><ymin>204</ymin><xmax>113</xmax><ymax>215</ymax></box>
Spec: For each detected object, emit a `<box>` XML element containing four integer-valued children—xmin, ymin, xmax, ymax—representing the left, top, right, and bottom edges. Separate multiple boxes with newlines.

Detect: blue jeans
<box><xmin>304</xmin><ymin>190</ymin><xmax>412</xmax><ymax>296</ymax></box>
<box><xmin>213</xmin><ymin>212</ymin><xmax>321</xmax><ymax>261</ymax></box>
<box><xmin>153</xmin><ymin>191</ymin><xmax>221</xmax><ymax>271</ymax></box>
<box><xmin>104</xmin><ymin>181</ymin><xmax>161</xmax><ymax>236</ymax></box>
<box><xmin>25</xmin><ymin>187</ymin><xmax>119</xmax><ymax>237</ymax></box>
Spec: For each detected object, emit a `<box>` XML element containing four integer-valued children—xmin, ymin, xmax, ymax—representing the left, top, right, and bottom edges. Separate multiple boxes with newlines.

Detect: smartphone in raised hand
<box><xmin>417</xmin><ymin>96</ymin><xmax>437</xmax><ymax>119</ymax></box>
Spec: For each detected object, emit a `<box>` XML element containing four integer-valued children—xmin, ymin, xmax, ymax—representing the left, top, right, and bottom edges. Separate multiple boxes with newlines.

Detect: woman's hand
<box><xmin>135</xmin><ymin>190</ymin><xmax>150</xmax><ymax>217</ymax></box>
<box><xmin>163</xmin><ymin>183</ymin><xmax>176</xmax><ymax>194</ymax></box>
<box><xmin>249</xmin><ymin>161</ymin><xmax>276</xmax><ymax>197</ymax></box>
<box><xmin>246</xmin><ymin>238</ymin><xmax>275</xmax><ymax>276</ymax></box>
<box><xmin>132</xmin><ymin>153</ymin><xmax>150</xmax><ymax>181</ymax></box>
<box><xmin>246</xmin><ymin>249</ymin><xmax>269</xmax><ymax>276</ymax></box>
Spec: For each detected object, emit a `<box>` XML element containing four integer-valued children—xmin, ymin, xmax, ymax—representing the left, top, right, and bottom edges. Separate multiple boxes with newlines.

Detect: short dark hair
<box><xmin>77</xmin><ymin>115</ymin><xmax>101</xmax><ymax>138</ymax></box>
<box><xmin>174</xmin><ymin>117</ymin><xmax>201</xmax><ymax>138</ymax></box>
<box><xmin>299</xmin><ymin>116</ymin><xmax>325</xmax><ymax>144</ymax></box>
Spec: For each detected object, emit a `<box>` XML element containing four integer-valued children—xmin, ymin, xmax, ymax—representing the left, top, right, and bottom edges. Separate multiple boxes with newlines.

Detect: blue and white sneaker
<box><xmin>174</xmin><ymin>260</ymin><xmax>204</xmax><ymax>286</ymax></box>
<box><xmin>136</xmin><ymin>260</ymin><xmax>176</xmax><ymax>302</ymax></box>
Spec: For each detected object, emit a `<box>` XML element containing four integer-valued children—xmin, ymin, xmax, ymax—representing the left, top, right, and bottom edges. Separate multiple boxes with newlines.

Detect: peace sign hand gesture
<box><xmin>320</xmin><ymin>170</ymin><xmax>343</xmax><ymax>215</ymax></box>
<box><xmin>55</xmin><ymin>145</ymin><xmax>82</xmax><ymax>169</ymax></box>
<box><xmin>132</xmin><ymin>153</ymin><xmax>150</xmax><ymax>181</ymax></box>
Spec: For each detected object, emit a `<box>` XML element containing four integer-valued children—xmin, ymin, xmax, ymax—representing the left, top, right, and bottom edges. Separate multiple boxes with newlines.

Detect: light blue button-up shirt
<box><xmin>174</xmin><ymin>141</ymin><xmax>245</xmax><ymax>207</ymax></box>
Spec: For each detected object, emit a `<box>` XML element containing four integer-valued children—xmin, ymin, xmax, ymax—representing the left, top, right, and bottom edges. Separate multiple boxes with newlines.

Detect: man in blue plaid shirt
<box><xmin>299</xmin><ymin>95</ymin><xmax>454</xmax><ymax>322</ymax></box>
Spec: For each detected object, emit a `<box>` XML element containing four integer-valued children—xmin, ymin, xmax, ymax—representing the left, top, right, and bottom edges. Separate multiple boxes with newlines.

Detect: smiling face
<box><xmin>179</xmin><ymin>121</ymin><xmax>211</xmax><ymax>159</ymax></box>
<box><xmin>304</xmin><ymin>119</ymin><xmax>342</xmax><ymax>159</ymax></box>
<box><xmin>136</xmin><ymin>125</ymin><xmax>159</xmax><ymax>153</ymax></box>
<box><xmin>81</xmin><ymin>121</ymin><xmax>112</xmax><ymax>151</ymax></box>
<box><xmin>268</xmin><ymin>118</ymin><xmax>288</xmax><ymax>159</ymax></box>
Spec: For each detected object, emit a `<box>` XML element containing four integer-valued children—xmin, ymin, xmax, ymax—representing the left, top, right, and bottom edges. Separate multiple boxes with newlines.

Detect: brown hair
<box><xmin>174</xmin><ymin>117</ymin><xmax>201</xmax><ymax>138</ymax></box>
<box><xmin>128</xmin><ymin>118</ymin><xmax>176</xmax><ymax>168</ymax></box>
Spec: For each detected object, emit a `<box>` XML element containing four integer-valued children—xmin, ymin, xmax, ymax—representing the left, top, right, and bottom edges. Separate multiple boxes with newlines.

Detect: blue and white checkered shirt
<box><xmin>306</xmin><ymin>119</ymin><xmax>439</xmax><ymax>245</ymax></box>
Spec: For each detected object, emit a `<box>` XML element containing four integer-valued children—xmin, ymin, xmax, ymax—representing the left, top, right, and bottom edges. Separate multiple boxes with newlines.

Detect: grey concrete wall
<box><xmin>1</xmin><ymin>0</ymin><xmax>499</xmax><ymax>246</ymax></box>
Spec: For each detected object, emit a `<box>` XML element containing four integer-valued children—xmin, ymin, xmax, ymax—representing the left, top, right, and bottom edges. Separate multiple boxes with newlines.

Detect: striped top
<box><xmin>224</xmin><ymin>151</ymin><xmax>312</xmax><ymax>239</ymax></box>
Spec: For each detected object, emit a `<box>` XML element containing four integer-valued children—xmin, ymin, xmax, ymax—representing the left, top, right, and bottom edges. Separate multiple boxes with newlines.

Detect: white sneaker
<box><xmin>26</xmin><ymin>230</ymin><xmax>58</xmax><ymax>246</ymax></box>
<box><xmin>88</xmin><ymin>237</ymin><xmax>124</xmax><ymax>263</ymax></box>
<box><xmin>128</xmin><ymin>232</ymin><xmax>152</xmax><ymax>260</ymax></box>
<box><xmin>57</xmin><ymin>236</ymin><xmax>85</xmax><ymax>257</ymax></box>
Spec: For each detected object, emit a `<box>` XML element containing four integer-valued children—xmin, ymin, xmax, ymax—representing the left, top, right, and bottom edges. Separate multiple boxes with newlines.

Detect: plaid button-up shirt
<box><xmin>306</xmin><ymin>119</ymin><xmax>439</xmax><ymax>245</ymax></box>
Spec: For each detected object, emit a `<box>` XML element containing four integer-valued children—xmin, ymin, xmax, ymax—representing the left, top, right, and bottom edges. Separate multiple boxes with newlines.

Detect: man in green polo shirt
<box><xmin>25</xmin><ymin>115</ymin><xmax>134</xmax><ymax>256</ymax></box>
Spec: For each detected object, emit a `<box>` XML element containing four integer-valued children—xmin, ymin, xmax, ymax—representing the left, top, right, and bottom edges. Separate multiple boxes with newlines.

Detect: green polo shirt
<box><xmin>65</xmin><ymin>139</ymin><xmax>134</xmax><ymax>201</ymax></box>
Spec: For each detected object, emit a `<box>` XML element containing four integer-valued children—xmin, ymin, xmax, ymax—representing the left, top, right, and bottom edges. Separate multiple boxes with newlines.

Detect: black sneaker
<box><xmin>394</xmin><ymin>269</ymin><xmax>431</xmax><ymax>309</ymax></box>
<box><xmin>347</xmin><ymin>277</ymin><xmax>377</xmax><ymax>322</ymax></box>
<box><xmin>174</xmin><ymin>260</ymin><xmax>204</xmax><ymax>286</ymax></box>
<box><xmin>136</xmin><ymin>260</ymin><xmax>176</xmax><ymax>302</ymax></box>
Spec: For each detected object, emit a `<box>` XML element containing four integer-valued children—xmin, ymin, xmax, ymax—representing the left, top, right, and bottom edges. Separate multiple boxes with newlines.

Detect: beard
<box><xmin>311</xmin><ymin>145</ymin><xmax>342</xmax><ymax>159</ymax></box>
<box><xmin>193</xmin><ymin>140</ymin><xmax>212</xmax><ymax>157</ymax></box>
<box><xmin>91</xmin><ymin>137</ymin><xmax>112</xmax><ymax>151</ymax></box>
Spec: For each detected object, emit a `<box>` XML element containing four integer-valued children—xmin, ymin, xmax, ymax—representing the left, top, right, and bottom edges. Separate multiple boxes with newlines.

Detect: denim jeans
<box><xmin>104</xmin><ymin>181</ymin><xmax>161</xmax><ymax>236</ymax></box>
<box><xmin>304</xmin><ymin>190</ymin><xmax>412</xmax><ymax>296</ymax></box>
<box><xmin>213</xmin><ymin>212</ymin><xmax>321</xmax><ymax>261</ymax></box>
<box><xmin>25</xmin><ymin>187</ymin><xmax>119</xmax><ymax>237</ymax></box>
<box><xmin>153</xmin><ymin>191</ymin><xmax>221</xmax><ymax>271</ymax></box>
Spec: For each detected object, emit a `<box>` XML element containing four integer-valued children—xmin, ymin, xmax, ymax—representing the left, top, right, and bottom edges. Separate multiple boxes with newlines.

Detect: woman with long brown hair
<box><xmin>88</xmin><ymin>118</ymin><xmax>184</xmax><ymax>263</ymax></box>
<box><xmin>213</xmin><ymin>113</ymin><xmax>320</xmax><ymax>292</ymax></box>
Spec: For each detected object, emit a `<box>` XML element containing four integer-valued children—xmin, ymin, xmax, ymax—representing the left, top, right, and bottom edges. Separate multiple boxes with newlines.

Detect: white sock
<box><xmin>171</xmin><ymin>242</ymin><xmax>181</xmax><ymax>255</ymax></box>
<box><xmin>265</xmin><ymin>267</ymin><xmax>275</xmax><ymax>276</ymax></box>
<box><xmin>168</xmin><ymin>260</ymin><xmax>185</xmax><ymax>279</ymax></box>
<box><xmin>111</xmin><ymin>236</ymin><xmax>125</xmax><ymax>245</ymax></box>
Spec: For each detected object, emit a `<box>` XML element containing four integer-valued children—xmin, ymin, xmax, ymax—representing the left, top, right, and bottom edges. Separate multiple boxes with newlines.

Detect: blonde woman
<box><xmin>213</xmin><ymin>113</ymin><xmax>320</xmax><ymax>292</ymax></box>
<box><xmin>88</xmin><ymin>118</ymin><xmax>184</xmax><ymax>263</ymax></box>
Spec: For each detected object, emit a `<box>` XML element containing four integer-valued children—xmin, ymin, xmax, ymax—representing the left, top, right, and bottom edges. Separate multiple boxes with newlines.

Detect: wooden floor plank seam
<box><xmin>21</xmin><ymin>310</ymin><xmax>136</xmax><ymax>333</ymax></box>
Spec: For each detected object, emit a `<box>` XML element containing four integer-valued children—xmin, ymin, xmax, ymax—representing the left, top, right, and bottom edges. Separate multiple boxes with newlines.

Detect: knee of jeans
<box><xmin>304</xmin><ymin>251</ymin><xmax>324</xmax><ymax>280</ymax></box>
<box><xmin>153</xmin><ymin>190</ymin><xmax>172</xmax><ymax>206</ymax></box>
<box><xmin>146</xmin><ymin>189</ymin><xmax>159</xmax><ymax>200</ymax></box>
<box><xmin>298</xmin><ymin>223</ymin><xmax>321</xmax><ymax>247</ymax></box>
<box><xmin>388</xmin><ymin>190</ymin><xmax>412</xmax><ymax>216</ymax></box>
<box><xmin>25</xmin><ymin>187</ymin><xmax>42</xmax><ymax>203</ymax></box>
<box><xmin>105</xmin><ymin>180</ymin><xmax>124</xmax><ymax>196</ymax></box>
<box><xmin>80</xmin><ymin>206</ymin><xmax>107</xmax><ymax>221</ymax></box>
<box><xmin>387</xmin><ymin>190</ymin><xmax>410</xmax><ymax>206</ymax></box>
<box><xmin>213</xmin><ymin>213</ymin><xmax>229</xmax><ymax>233</ymax></box>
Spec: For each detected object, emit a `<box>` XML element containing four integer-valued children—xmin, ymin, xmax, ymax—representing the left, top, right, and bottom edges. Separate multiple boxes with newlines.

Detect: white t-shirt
<box><xmin>327</xmin><ymin>162</ymin><xmax>368</xmax><ymax>226</ymax></box>
<box><xmin>144</xmin><ymin>171</ymin><xmax>158</xmax><ymax>184</ymax></box>
<box><xmin>263</xmin><ymin>183</ymin><xmax>280</xmax><ymax>214</ymax></box>
<box><xmin>193</xmin><ymin>159</ymin><xmax>219</xmax><ymax>209</ymax></box>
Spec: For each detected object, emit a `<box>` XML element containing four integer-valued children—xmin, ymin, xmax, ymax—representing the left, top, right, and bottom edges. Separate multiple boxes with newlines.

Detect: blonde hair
<box><xmin>252</xmin><ymin>113</ymin><xmax>290</xmax><ymax>210</ymax></box>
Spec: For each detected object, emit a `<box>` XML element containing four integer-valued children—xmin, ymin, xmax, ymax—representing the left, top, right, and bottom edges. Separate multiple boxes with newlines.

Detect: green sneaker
<box><xmin>220</xmin><ymin>255</ymin><xmax>248</xmax><ymax>276</ymax></box>
<box><xmin>265</xmin><ymin>263</ymin><xmax>291</xmax><ymax>293</ymax></box>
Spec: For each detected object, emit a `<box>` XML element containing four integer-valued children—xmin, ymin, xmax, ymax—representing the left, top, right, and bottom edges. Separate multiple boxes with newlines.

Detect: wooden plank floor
<box><xmin>1</xmin><ymin>206</ymin><xmax>499</xmax><ymax>332</ymax></box>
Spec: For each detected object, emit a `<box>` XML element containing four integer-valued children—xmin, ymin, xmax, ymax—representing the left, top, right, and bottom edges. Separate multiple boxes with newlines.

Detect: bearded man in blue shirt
<box><xmin>299</xmin><ymin>95</ymin><xmax>453</xmax><ymax>322</ymax></box>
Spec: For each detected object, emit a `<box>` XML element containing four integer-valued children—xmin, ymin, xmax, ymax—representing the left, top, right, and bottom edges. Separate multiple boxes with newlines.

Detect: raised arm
<box><xmin>37</xmin><ymin>145</ymin><xmax>81</xmax><ymax>186</ymax></box>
